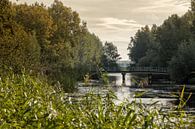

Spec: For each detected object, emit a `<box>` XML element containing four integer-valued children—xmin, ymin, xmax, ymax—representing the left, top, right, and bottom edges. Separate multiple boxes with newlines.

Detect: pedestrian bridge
<box><xmin>101</xmin><ymin>66</ymin><xmax>168</xmax><ymax>85</ymax></box>
<box><xmin>103</xmin><ymin>66</ymin><xmax>168</xmax><ymax>75</ymax></box>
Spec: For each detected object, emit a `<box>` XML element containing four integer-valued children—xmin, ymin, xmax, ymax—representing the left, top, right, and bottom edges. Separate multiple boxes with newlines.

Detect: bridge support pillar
<box><xmin>122</xmin><ymin>72</ymin><xmax>126</xmax><ymax>85</ymax></box>
<box><xmin>148</xmin><ymin>74</ymin><xmax>152</xmax><ymax>85</ymax></box>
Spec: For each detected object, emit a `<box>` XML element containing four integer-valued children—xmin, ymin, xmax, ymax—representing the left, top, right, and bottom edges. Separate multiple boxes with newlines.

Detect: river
<box><xmin>78</xmin><ymin>73</ymin><xmax>178</xmax><ymax>107</ymax></box>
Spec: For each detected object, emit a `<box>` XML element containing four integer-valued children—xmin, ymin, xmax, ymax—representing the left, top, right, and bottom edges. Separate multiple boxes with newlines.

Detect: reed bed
<box><xmin>0</xmin><ymin>72</ymin><xmax>195</xmax><ymax>128</ymax></box>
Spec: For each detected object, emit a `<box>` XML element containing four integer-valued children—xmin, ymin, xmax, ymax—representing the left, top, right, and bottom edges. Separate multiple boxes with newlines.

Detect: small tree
<box><xmin>101</xmin><ymin>42</ymin><xmax>121</xmax><ymax>68</ymax></box>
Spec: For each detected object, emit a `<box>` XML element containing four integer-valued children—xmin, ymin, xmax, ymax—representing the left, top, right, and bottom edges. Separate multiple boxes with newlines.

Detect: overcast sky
<box><xmin>12</xmin><ymin>0</ymin><xmax>190</xmax><ymax>60</ymax></box>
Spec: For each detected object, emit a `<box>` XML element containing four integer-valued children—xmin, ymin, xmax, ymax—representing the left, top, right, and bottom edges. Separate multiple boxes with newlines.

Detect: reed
<box><xmin>0</xmin><ymin>72</ymin><xmax>194</xmax><ymax>128</ymax></box>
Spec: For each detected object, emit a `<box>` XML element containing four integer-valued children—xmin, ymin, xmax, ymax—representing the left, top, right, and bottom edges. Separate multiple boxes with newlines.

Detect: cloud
<box><xmin>135</xmin><ymin>0</ymin><xmax>189</xmax><ymax>14</ymax></box>
<box><xmin>96</xmin><ymin>17</ymin><xmax>143</xmax><ymax>30</ymax></box>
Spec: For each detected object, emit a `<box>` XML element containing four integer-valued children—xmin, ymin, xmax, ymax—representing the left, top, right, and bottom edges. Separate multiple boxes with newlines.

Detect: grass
<box><xmin>0</xmin><ymin>72</ymin><xmax>195</xmax><ymax>128</ymax></box>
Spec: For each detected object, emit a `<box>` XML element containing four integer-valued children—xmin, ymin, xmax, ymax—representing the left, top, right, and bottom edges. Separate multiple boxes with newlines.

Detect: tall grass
<box><xmin>0</xmin><ymin>72</ymin><xmax>195</xmax><ymax>128</ymax></box>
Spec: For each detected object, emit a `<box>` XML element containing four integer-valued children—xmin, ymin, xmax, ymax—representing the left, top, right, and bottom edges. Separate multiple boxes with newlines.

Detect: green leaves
<box><xmin>102</xmin><ymin>42</ymin><xmax>121</xmax><ymax>69</ymax></box>
<box><xmin>0</xmin><ymin>0</ymin><xmax>103</xmax><ymax>92</ymax></box>
<box><xmin>128</xmin><ymin>2</ymin><xmax>195</xmax><ymax>81</ymax></box>
<box><xmin>0</xmin><ymin>73</ymin><xmax>65</xmax><ymax>128</ymax></box>
<box><xmin>169</xmin><ymin>40</ymin><xmax>195</xmax><ymax>82</ymax></box>
<box><xmin>0</xmin><ymin>72</ymin><xmax>194</xmax><ymax>128</ymax></box>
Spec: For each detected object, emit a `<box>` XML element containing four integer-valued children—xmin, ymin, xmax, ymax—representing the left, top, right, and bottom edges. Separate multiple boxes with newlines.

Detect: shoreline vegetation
<box><xmin>0</xmin><ymin>72</ymin><xmax>195</xmax><ymax>128</ymax></box>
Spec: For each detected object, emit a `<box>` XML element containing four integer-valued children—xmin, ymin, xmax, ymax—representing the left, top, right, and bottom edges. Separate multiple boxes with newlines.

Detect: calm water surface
<box><xmin>78</xmin><ymin>73</ymin><xmax>177</xmax><ymax>106</ymax></box>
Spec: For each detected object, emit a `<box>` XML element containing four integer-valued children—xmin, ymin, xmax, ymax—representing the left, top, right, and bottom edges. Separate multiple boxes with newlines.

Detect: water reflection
<box><xmin>77</xmin><ymin>86</ymin><xmax>176</xmax><ymax>106</ymax></box>
<box><xmin>108</xmin><ymin>73</ymin><xmax>132</xmax><ymax>86</ymax></box>
<box><xmin>77</xmin><ymin>73</ymin><xmax>195</xmax><ymax>113</ymax></box>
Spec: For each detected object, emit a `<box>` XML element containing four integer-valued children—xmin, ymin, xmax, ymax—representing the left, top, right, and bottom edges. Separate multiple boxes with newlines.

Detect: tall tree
<box><xmin>48</xmin><ymin>0</ymin><xmax>86</xmax><ymax>68</ymax></box>
<box><xmin>128</xmin><ymin>25</ymin><xmax>154</xmax><ymax>64</ymax></box>
<box><xmin>0</xmin><ymin>0</ymin><xmax>40</xmax><ymax>72</ymax></box>
<box><xmin>14</xmin><ymin>3</ymin><xmax>54</xmax><ymax>67</ymax></box>
<box><xmin>76</xmin><ymin>32</ymin><xmax>102</xmax><ymax>72</ymax></box>
<box><xmin>157</xmin><ymin>14</ymin><xmax>191</xmax><ymax>66</ymax></box>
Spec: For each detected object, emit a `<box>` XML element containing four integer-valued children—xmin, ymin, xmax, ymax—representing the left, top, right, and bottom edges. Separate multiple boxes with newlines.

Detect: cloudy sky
<box><xmin>12</xmin><ymin>0</ymin><xmax>190</xmax><ymax>60</ymax></box>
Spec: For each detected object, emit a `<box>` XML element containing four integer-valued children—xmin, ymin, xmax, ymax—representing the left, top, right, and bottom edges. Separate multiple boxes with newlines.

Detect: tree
<box><xmin>128</xmin><ymin>25</ymin><xmax>155</xmax><ymax>64</ymax></box>
<box><xmin>128</xmin><ymin>14</ymin><xmax>192</xmax><ymax>67</ymax></box>
<box><xmin>48</xmin><ymin>0</ymin><xmax>86</xmax><ymax>68</ymax></box>
<box><xmin>169</xmin><ymin>40</ymin><xmax>195</xmax><ymax>83</ymax></box>
<box><xmin>192</xmin><ymin>0</ymin><xmax>195</xmax><ymax>12</ymax></box>
<box><xmin>157</xmin><ymin>14</ymin><xmax>191</xmax><ymax>66</ymax></box>
<box><xmin>102</xmin><ymin>42</ymin><xmax>121</xmax><ymax>68</ymax></box>
<box><xmin>76</xmin><ymin>32</ymin><xmax>102</xmax><ymax>74</ymax></box>
<box><xmin>0</xmin><ymin>0</ymin><xmax>40</xmax><ymax>72</ymax></box>
<box><xmin>14</xmin><ymin>3</ymin><xmax>54</xmax><ymax>66</ymax></box>
<box><xmin>128</xmin><ymin>1</ymin><xmax>195</xmax><ymax>83</ymax></box>
<box><xmin>0</xmin><ymin>0</ymin><xmax>104</xmax><ymax>92</ymax></box>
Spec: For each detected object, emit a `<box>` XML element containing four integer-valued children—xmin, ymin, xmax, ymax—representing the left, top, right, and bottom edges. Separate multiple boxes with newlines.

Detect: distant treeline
<box><xmin>128</xmin><ymin>0</ymin><xmax>195</xmax><ymax>83</ymax></box>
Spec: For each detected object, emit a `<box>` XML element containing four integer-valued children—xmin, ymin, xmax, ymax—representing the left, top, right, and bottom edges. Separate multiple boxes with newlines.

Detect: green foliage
<box><xmin>169</xmin><ymin>40</ymin><xmax>195</xmax><ymax>82</ymax></box>
<box><xmin>158</xmin><ymin>14</ymin><xmax>191</xmax><ymax>66</ymax></box>
<box><xmin>0</xmin><ymin>72</ymin><xmax>194</xmax><ymax>128</ymax></box>
<box><xmin>14</xmin><ymin>3</ymin><xmax>54</xmax><ymax>44</ymax></box>
<box><xmin>0</xmin><ymin>0</ymin><xmax>13</xmax><ymax>20</ymax></box>
<box><xmin>0</xmin><ymin>72</ymin><xmax>65</xmax><ymax>128</ymax></box>
<box><xmin>84</xmin><ymin>73</ymin><xmax>90</xmax><ymax>85</ymax></box>
<box><xmin>0</xmin><ymin>25</ymin><xmax>40</xmax><ymax>72</ymax></box>
<box><xmin>0</xmin><ymin>0</ymin><xmax>40</xmax><ymax>73</ymax></box>
<box><xmin>178</xmin><ymin>85</ymin><xmax>192</xmax><ymax>110</ymax></box>
<box><xmin>48</xmin><ymin>0</ymin><xmax>81</xmax><ymax>67</ymax></box>
<box><xmin>101</xmin><ymin>73</ymin><xmax>109</xmax><ymax>85</ymax></box>
<box><xmin>128</xmin><ymin>25</ymin><xmax>154</xmax><ymax>64</ymax></box>
<box><xmin>102</xmin><ymin>42</ymin><xmax>121</xmax><ymax>68</ymax></box>
<box><xmin>128</xmin><ymin>2</ymin><xmax>195</xmax><ymax>81</ymax></box>
<box><xmin>192</xmin><ymin>0</ymin><xmax>195</xmax><ymax>12</ymax></box>
<box><xmin>0</xmin><ymin>0</ymin><xmax>103</xmax><ymax>92</ymax></box>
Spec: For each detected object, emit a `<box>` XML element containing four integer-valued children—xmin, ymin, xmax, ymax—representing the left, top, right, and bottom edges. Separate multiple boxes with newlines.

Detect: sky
<box><xmin>12</xmin><ymin>0</ymin><xmax>191</xmax><ymax>60</ymax></box>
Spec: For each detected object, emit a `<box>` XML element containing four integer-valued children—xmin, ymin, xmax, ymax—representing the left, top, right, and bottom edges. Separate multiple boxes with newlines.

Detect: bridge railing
<box><xmin>128</xmin><ymin>67</ymin><xmax>168</xmax><ymax>73</ymax></box>
<box><xmin>104</xmin><ymin>66</ymin><xmax>120</xmax><ymax>71</ymax></box>
<box><xmin>104</xmin><ymin>66</ymin><xmax>168</xmax><ymax>73</ymax></box>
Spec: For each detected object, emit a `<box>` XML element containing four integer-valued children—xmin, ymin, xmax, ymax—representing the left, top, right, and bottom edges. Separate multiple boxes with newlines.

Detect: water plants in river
<box><xmin>0</xmin><ymin>72</ymin><xmax>195</xmax><ymax>128</ymax></box>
